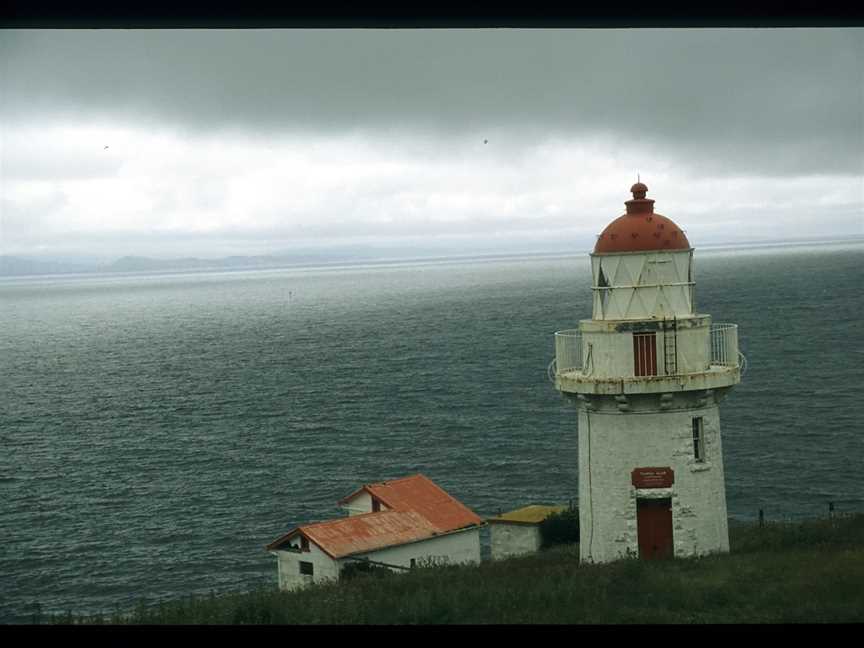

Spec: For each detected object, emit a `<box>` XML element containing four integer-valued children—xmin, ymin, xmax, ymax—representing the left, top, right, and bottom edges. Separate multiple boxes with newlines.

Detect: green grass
<box><xmin>48</xmin><ymin>514</ymin><xmax>864</xmax><ymax>624</ymax></box>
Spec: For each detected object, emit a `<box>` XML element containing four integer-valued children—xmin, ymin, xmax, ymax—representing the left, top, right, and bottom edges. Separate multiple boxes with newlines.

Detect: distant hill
<box><xmin>101</xmin><ymin>256</ymin><xmax>221</xmax><ymax>273</ymax></box>
<box><xmin>5</xmin><ymin>236</ymin><xmax>861</xmax><ymax>278</ymax></box>
<box><xmin>98</xmin><ymin>252</ymin><xmax>375</xmax><ymax>274</ymax></box>
<box><xmin>0</xmin><ymin>252</ymin><xmax>369</xmax><ymax>277</ymax></box>
<box><xmin>2</xmin><ymin>246</ymin><xmax>483</xmax><ymax>277</ymax></box>
<box><xmin>0</xmin><ymin>256</ymin><xmax>95</xmax><ymax>277</ymax></box>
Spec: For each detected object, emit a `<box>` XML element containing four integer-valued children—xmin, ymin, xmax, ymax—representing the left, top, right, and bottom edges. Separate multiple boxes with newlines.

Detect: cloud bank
<box><xmin>1</xmin><ymin>29</ymin><xmax>861</xmax><ymax>258</ymax></box>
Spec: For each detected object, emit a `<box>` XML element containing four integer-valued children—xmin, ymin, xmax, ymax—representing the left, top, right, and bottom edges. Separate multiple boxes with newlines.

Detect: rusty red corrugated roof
<box><xmin>340</xmin><ymin>473</ymin><xmax>483</xmax><ymax>533</ymax></box>
<box><xmin>269</xmin><ymin>474</ymin><xmax>483</xmax><ymax>558</ymax></box>
<box><xmin>311</xmin><ymin>510</ymin><xmax>438</xmax><ymax>558</ymax></box>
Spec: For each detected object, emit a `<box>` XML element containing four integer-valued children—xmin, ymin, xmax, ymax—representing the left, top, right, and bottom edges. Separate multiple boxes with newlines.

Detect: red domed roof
<box><xmin>594</xmin><ymin>183</ymin><xmax>690</xmax><ymax>254</ymax></box>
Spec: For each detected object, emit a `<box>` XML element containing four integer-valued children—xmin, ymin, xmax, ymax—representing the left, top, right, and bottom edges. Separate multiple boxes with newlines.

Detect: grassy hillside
<box><xmin>49</xmin><ymin>514</ymin><xmax>864</xmax><ymax>624</ymax></box>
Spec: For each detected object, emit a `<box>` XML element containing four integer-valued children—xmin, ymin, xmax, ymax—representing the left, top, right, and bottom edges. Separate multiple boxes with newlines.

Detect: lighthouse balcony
<box><xmin>550</xmin><ymin>323</ymin><xmax>742</xmax><ymax>396</ymax></box>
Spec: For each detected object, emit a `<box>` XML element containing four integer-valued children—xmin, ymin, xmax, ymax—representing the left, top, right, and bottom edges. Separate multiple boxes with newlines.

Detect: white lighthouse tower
<box><xmin>551</xmin><ymin>182</ymin><xmax>743</xmax><ymax>563</ymax></box>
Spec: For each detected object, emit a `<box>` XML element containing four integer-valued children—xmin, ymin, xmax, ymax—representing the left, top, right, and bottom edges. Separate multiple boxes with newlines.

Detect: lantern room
<box><xmin>591</xmin><ymin>183</ymin><xmax>695</xmax><ymax>321</ymax></box>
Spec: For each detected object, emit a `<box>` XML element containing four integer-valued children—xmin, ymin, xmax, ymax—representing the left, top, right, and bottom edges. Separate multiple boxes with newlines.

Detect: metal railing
<box><xmin>551</xmin><ymin>325</ymin><xmax>739</xmax><ymax>382</ymax></box>
<box><xmin>710</xmin><ymin>323</ymin><xmax>739</xmax><ymax>367</ymax></box>
<box><xmin>553</xmin><ymin>329</ymin><xmax>582</xmax><ymax>374</ymax></box>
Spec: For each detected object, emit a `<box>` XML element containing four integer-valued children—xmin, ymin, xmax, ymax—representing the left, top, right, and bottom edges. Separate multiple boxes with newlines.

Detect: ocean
<box><xmin>1</xmin><ymin>241</ymin><xmax>862</xmax><ymax>622</ymax></box>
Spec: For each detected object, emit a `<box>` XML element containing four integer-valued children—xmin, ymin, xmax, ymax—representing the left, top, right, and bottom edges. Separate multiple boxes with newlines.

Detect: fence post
<box><xmin>758</xmin><ymin>509</ymin><xmax>764</xmax><ymax>528</ymax></box>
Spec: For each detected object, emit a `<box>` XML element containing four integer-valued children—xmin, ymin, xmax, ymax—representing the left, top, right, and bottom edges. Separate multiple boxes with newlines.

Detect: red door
<box><xmin>637</xmin><ymin>498</ymin><xmax>673</xmax><ymax>560</ymax></box>
<box><xmin>633</xmin><ymin>332</ymin><xmax>657</xmax><ymax>376</ymax></box>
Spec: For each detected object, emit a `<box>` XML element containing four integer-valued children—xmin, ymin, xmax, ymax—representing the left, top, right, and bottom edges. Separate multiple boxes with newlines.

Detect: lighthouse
<box><xmin>551</xmin><ymin>182</ymin><xmax>743</xmax><ymax>563</ymax></box>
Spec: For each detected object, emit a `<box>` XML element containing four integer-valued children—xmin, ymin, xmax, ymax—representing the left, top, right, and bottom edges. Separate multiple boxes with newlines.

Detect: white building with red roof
<box><xmin>266</xmin><ymin>474</ymin><xmax>484</xmax><ymax>590</ymax></box>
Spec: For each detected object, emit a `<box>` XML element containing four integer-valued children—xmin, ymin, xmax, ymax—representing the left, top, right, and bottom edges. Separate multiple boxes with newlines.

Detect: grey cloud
<box><xmin>2</xmin><ymin>29</ymin><xmax>861</xmax><ymax>175</ymax></box>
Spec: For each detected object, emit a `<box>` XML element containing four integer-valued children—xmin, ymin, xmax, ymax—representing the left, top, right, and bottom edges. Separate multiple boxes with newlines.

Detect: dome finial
<box><xmin>630</xmin><ymin>178</ymin><xmax>648</xmax><ymax>200</ymax></box>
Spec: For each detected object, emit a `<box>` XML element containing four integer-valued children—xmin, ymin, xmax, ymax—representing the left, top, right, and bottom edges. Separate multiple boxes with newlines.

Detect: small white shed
<box><xmin>487</xmin><ymin>504</ymin><xmax>568</xmax><ymax>560</ymax></box>
<box><xmin>267</xmin><ymin>474</ymin><xmax>484</xmax><ymax>590</ymax></box>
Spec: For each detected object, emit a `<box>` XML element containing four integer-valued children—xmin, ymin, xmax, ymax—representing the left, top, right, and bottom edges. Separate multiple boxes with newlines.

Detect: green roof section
<box><xmin>486</xmin><ymin>504</ymin><xmax>569</xmax><ymax>525</ymax></box>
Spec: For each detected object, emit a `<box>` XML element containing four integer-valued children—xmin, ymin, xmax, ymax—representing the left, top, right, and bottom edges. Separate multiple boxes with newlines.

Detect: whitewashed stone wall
<box><xmin>489</xmin><ymin>524</ymin><xmax>541</xmax><ymax>560</ymax></box>
<box><xmin>273</xmin><ymin>527</ymin><xmax>482</xmax><ymax>590</ymax></box>
<box><xmin>273</xmin><ymin>540</ymin><xmax>341</xmax><ymax>591</ymax></box>
<box><xmin>348</xmin><ymin>527</ymin><xmax>482</xmax><ymax>570</ymax></box>
<box><xmin>577</xmin><ymin>401</ymin><xmax>729</xmax><ymax>563</ymax></box>
<box><xmin>578</xmin><ymin>315</ymin><xmax>712</xmax><ymax>380</ymax></box>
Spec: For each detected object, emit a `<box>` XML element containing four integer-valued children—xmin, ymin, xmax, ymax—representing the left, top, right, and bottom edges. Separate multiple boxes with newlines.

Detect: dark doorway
<box><xmin>636</xmin><ymin>498</ymin><xmax>673</xmax><ymax>560</ymax></box>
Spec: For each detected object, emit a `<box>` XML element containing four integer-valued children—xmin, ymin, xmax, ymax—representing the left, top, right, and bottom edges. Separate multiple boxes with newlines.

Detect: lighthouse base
<box><xmin>577</xmin><ymin>403</ymin><xmax>730</xmax><ymax>564</ymax></box>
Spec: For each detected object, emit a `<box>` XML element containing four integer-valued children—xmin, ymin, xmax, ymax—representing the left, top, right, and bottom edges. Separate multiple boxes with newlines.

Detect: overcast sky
<box><xmin>1</xmin><ymin>28</ymin><xmax>862</xmax><ymax>260</ymax></box>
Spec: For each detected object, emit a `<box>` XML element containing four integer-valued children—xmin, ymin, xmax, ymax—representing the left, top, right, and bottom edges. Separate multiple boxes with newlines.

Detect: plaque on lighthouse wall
<box><xmin>631</xmin><ymin>467</ymin><xmax>675</xmax><ymax>489</ymax></box>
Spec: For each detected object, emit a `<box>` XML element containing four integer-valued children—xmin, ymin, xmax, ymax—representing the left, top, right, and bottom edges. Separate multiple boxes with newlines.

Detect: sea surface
<box><xmin>1</xmin><ymin>241</ymin><xmax>863</xmax><ymax>622</ymax></box>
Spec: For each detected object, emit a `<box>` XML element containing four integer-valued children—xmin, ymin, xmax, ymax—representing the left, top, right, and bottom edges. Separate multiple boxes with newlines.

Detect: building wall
<box><xmin>347</xmin><ymin>527</ymin><xmax>482</xmax><ymax>571</ymax></box>
<box><xmin>342</xmin><ymin>491</ymin><xmax>372</xmax><ymax>515</ymax></box>
<box><xmin>577</xmin><ymin>401</ymin><xmax>729</xmax><ymax>563</ymax></box>
<box><xmin>341</xmin><ymin>491</ymin><xmax>391</xmax><ymax>516</ymax></box>
<box><xmin>273</xmin><ymin>527</ymin><xmax>482</xmax><ymax>590</ymax></box>
<box><xmin>489</xmin><ymin>523</ymin><xmax>541</xmax><ymax>560</ymax></box>
<box><xmin>579</xmin><ymin>314</ymin><xmax>712</xmax><ymax>380</ymax></box>
<box><xmin>273</xmin><ymin>540</ymin><xmax>341</xmax><ymax>591</ymax></box>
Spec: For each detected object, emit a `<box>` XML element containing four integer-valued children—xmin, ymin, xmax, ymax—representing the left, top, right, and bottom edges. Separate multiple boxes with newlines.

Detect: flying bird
<box><xmin>483</xmin><ymin>139</ymin><xmax>488</xmax><ymax>144</ymax></box>
<box><xmin>104</xmin><ymin>145</ymin><xmax>109</xmax><ymax>150</ymax></box>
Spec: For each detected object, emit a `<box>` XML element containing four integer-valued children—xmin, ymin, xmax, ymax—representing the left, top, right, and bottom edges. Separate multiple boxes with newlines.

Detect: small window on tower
<box><xmin>693</xmin><ymin>417</ymin><xmax>705</xmax><ymax>462</ymax></box>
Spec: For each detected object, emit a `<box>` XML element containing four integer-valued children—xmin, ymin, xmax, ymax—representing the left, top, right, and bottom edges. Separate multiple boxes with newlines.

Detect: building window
<box><xmin>692</xmin><ymin>417</ymin><xmax>705</xmax><ymax>462</ymax></box>
<box><xmin>300</xmin><ymin>536</ymin><xmax>310</xmax><ymax>552</ymax></box>
<box><xmin>410</xmin><ymin>558</ymin><xmax>417</xmax><ymax>569</ymax></box>
<box><xmin>633</xmin><ymin>332</ymin><xmax>658</xmax><ymax>376</ymax></box>
<box><xmin>299</xmin><ymin>561</ymin><xmax>314</xmax><ymax>576</ymax></box>
<box><xmin>372</xmin><ymin>498</ymin><xmax>381</xmax><ymax>512</ymax></box>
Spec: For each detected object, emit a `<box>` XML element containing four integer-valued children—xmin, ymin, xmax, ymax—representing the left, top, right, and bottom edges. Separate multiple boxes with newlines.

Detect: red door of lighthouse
<box><xmin>637</xmin><ymin>498</ymin><xmax>673</xmax><ymax>560</ymax></box>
